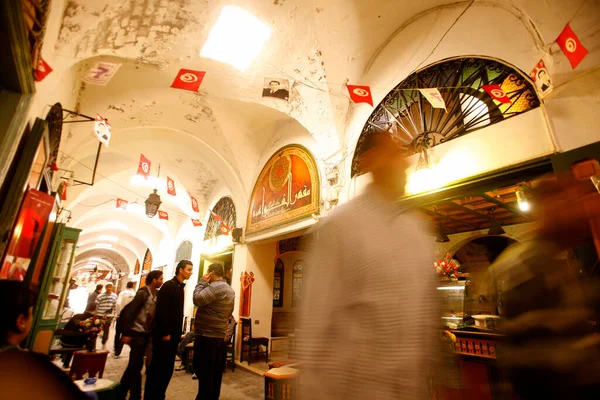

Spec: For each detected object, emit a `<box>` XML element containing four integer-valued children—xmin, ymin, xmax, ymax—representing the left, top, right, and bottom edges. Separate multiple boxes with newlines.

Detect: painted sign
<box><xmin>246</xmin><ymin>145</ymin><xmax>320</xmax><ymax>234</ymax></box>
<box><xmin>82</xmin><ymin>61</ymin><xmax>122</xmax><ymax>85</ymax></box>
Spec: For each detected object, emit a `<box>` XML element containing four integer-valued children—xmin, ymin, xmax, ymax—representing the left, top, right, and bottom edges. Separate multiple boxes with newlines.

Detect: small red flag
<box><xmin>167</xmin><ymin>177</ymin><xmax>176</xmax><ymax>196</ymax></box>
<box><xmin>171</xmin><ymin>69</ymin><xmax>206</xmax><ymax>92</ymax></box>
<box><xmin>210</xmin><ymin>210</ymin><xmax>223</xmax><ymax>222</ymax></box>
<box><xmin>116</xmin><ymin>198</ymin><xmax>128</xmax><ymax>209</ymax></box>
<box><xmin>58</xmin><ymin>181</ymin><xmax>67</xmax><ymax>201</ymax></box>
<box><xmin>190</xmin><ymin>195</ymin><xmax>199</xmax><ymax>212</ymax></box>
<box><xmin>481</xmin><ymin>84</ymin><xmax>511</xmax><ymax>104</ymax></box>
<box><xmin>556</xmin><ymin>24</ymin><xmax>588</xmax><ymax>69</ymax></box>
<box><xmin>137</xmin><ymin>154</ymin><xmax>151</xmax><ymax>179</ymax></box>
<box><xmin>219</xmin><ymin>223</ymin><xmax>232</xmax><ymax>235</ymax></box>
<box><xmin>191</xmin><ymin>219</ymin><xmax>203</xmax><ymax>227</ymax></box>
<box><xmin>34</xmin><ymin>57</ymin><xmax>53</xmax><ymax>82</ymax></box>
<box><xmin>347</xmin><ymin>85</ymin><xmax>374</xmax><ymax>106</ymax></box>
<box><xmin>48</xmin><ymin>163</ymin><xmax>59</xmax><ymax>172</ymax></box>
<box><xmin>158</xmin><ymin>211</ymin><xmax>169</xmax><ymax>220</ymax></box>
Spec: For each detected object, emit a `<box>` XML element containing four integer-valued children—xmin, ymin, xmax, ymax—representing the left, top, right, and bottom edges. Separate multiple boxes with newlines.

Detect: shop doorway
<box><xmin>199</xmin><ymin>249</ymin><xmax>233</xmax><ymax>286</ymax></box>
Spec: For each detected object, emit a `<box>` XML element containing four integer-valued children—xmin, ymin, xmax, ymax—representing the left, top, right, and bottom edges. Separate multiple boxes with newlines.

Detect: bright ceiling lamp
<box><xmin>98</xmin><ymin>234</ymin><xmax>118</xmax><ymax>242</ymax></box>
<box><xmin>200</xmin><ymin>6</ymin><xmax>272</xmax><ymax>71</ymax></box>
<box><xmin>407</xmin><ymin>150</ymin><xmax>440</xmax><ymax>194</ymax></box>
<box><xmin>95</xmin><ymin>243</ymin><xmax>112</xmax><ymax>249</ymax></box>
<box><xmin>89</xmin><ymin>257</ymin><xmax>103</xmax><ymax>262</ymax></box>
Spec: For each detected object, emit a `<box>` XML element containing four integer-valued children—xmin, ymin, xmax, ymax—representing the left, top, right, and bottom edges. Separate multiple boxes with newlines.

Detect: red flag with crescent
<box><xmin>116</xmin><ymin>198</ymin><xmax>128</xmax><ymax>210</ymax></box>
<box><xmin>158</xmin><ymin>211</ymin><xmax>169</xmax><ymax>220</ymax></box>
<box><xmin>556</xmin><ymin>24</ymin><xmax>588</xmax><ymax>69</ymax></box>
<box><xmin>210</xmin><ymin>210</ymin><xmax>223</xmax><ymax>222</ymax></box>
<box><xmin>481</xmin><ymin>84</ymin><xmax>511</xmax><ymax>104</ymax></box>
<box><xmin>171</xmin><ymin>69</ymin><xmax>206</xmax><ymax>92</ymax></box>
<box><xmin>137</xmin><ymin>154</ymin><xmax>151</xmax><ymax>179</ymax></box>
<box><xmin>347</xmin><ymin>84</ymin><xmax>374</xmax><ymax>106</ymax></box>
<box><xmin>191</xmin><ymin>219</ymin><xmax>203</xmax><ymax>227</ymax></box>
<box><xmin>219</xmin><ymin>223</ymin><xmax>232</xmax><ymax>235</ymax></box>
<box><xmin>190</xmin><ymin>195</ymin><xmax>199</xmax><ymax>212</ymax></box>
<box><xmin>167</xmin><ymin>177</ymin><xmax>176</xmax><ymax>196</ymax></box>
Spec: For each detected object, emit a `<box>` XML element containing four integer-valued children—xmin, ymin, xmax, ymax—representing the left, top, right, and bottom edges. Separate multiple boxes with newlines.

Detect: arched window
<box><xmin>351</xmin><ymin>57</ymin><xmax>540</xmax><ymax>177</ymax></box>
<box><xmin>175</xmin><ymin>240</ymin><xmax>193</xmax><ymax>264</ymax></box>
<box><xmin>204</xmin><ymin>196</ymin><xmax>237</xmax><ymax>241</ymax></box>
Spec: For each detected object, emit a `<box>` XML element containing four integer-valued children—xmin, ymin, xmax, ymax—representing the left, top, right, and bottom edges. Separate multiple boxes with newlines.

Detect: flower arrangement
<box><xmin>78</xmin><ymin>315</ymin><xmax>108</xmax><ymax>336</ymax></box>
<box><xmin>434</xmin><ymin>253</ymin><xmax>461</xmax><ymax>281</ymax></box>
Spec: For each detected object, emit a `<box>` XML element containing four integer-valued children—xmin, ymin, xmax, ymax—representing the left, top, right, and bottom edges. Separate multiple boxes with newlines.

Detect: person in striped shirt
<box><xmin>96</xmin><ymin>283</ymin><xmax>117</xmax><ymax>350</ymax></box>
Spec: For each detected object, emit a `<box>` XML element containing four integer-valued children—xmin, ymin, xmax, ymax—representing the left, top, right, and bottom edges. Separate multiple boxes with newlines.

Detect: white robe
<box><xmin>298</xmin><ymin>187</ymin><xmax>439</xmax><ymax>399</ymax></box>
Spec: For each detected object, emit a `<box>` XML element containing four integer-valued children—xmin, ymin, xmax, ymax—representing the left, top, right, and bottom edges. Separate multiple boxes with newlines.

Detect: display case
<box><xmin>438</xmin><ymin>281</ymin><xmax>466</xmax><ymax>329</ymax></box>
<box><xmin>27</xmin><ymin>224</ymin><xmax>81</xmax><ymax>353</ymax></box>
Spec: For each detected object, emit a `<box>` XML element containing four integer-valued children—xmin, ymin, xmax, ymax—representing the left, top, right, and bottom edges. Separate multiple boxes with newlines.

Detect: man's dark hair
<box><xmin>175</xmin><ymin>260</ymin><xmax>192</xmax><ymax>276</ymax></box>
<box><xmin>95</xmin><ymin>284</ymin><xmax>103</xmax><ymax>292</ymax></box>
<box><xmin>146</xmin><ymin>270</ymin><xmax>163</xmax><ymax>285</ymax></box>
<box><xmin>126</xmin><ymin>281</ymin><xmax>135</xmax><ymax>289</ymax></box>
<box><xmin>207</xmin><ymin>263</ymin><xmax>224</xmax><ymax>278</ymax></box>
<box><xmin>0</xmin><ymin>281</ymin><xmax>34</xmax><ymax>342</ymax></box>
<box><xmin>269</xmin><ymin>80</ymin><xmax>280</xmax><ymax>85</ymax></box>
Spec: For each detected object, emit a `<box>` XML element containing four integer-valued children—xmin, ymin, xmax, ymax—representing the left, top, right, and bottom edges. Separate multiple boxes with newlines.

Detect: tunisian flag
<box><xmin>167</xmin><ymin>177</ymin><xmax>176</xmax><ymax>196</ymax></box>
<box><xmin>191</xmin><ymin>219</ymin><xmax>203</xmax><ymax>227</ymax></box>
<box><xmin>171</xmin><ymin>69</ymin><xmax>206</xmax><ymax>92</ymax></box>
<box><xmin>556</xmin><ymin>24</ymin><xmax>588</xmax><ymax>69</ymax></box>
<box><xmin>137</xmin><ymin>154</ymin><xmax>151</xmax><ymax>179</ymax></box>
<box><xmin>481</xmin><ymin>84</ymin><xmax>511</xmax><ymax>104</ymax></box>
<box><xmin>158</xmin><ymin>211</ymin><xmax>169</xmax><ymax>220</ymax></box>
<box><xmin>116</xmin><ymin>198</ymin><xmax>128</xmax><ymax>210</ymax></box>
<box><xmin>219</xmin><ymin>223</ymin><xmax>233</xmax><ymax>235</ymax></box>
<box><xmin>190</xmin><ymin>195</ymin><xmax>199</xmax><ymax>212</ymax></box>
<box><xmin>347</xmin><ymin>85</ymin><xmax>374</xmax><ymax>106</ymax></box>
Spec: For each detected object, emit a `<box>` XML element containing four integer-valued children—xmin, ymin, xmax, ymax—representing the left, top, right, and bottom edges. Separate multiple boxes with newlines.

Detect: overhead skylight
<box><xmin>200</xmin><ymin>6</ymin><xmax>272</xmax><ymax>71</ymax></box>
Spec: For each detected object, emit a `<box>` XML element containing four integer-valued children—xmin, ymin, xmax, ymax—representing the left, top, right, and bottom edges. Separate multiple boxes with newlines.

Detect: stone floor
<box><xmin>55</xmin><ymin>328</ymin><xmax>264</xmax><ymax>399</ymax></box>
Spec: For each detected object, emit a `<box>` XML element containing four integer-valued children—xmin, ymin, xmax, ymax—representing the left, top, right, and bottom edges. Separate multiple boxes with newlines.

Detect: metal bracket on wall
<box><xmin>58</xmin><ymin>107</ymin><xmax>103</xmax><ymax>187</ymax></box>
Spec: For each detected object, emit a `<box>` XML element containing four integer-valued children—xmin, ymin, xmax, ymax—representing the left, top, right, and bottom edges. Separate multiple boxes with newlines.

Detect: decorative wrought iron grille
<box><xmin>204</xmin><ymin>196</ymin><xmax>237</xmax><ymax>241</ymax></box>
<box><xmin>351</xmin><ymin>57</ymin><xmax>540</xmax><ymax>177</ymax></box>
<box><xmin>174</xmin><ymin>240</ymin><xmax>193</xmax><ymax>264</ymax></box>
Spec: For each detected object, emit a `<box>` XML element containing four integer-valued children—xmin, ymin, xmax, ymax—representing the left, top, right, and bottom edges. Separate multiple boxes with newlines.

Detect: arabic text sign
<box><xmin>82</xmin><ymin>61</ymin><xmax>122</xmax><ymax>85</ymax></box>
<box><xmin>246</xmin><ymin>145</ymin><xmax>320</xmax><ymax>234</ymax></box>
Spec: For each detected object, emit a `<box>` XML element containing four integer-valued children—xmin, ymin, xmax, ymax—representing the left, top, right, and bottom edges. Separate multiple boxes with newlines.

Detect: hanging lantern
<box><xmin>515</xmin><ymin>187</ymin><xmax>530</xmax><ymax>212</ymax></box>
<box><xmin>145</xmin><ymin>189</ymin><xmax>162</xmax><ymax>218</ymax></box>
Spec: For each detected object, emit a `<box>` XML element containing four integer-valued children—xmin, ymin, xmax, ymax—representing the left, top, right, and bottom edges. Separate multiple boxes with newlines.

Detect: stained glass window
<box><xmin>204</xmin><ymin>196</ymin><xmax>237</xmax><ymax>241</ymax></box>
<box><xmin>351</xmin><ymin>57</ymin><xmax>540</xmax><ymax>177</ymax></box>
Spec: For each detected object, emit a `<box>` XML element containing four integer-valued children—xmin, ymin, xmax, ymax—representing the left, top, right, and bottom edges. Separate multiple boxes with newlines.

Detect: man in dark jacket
<box><xmin>117</xmin><ymin>271</ymin><xmax>163</xmax><ymax>400</ymax></box>
<box><xmin>144</xmin><ymin>260</ymin><xmax>193</xmax><ymax>400</ymax></box>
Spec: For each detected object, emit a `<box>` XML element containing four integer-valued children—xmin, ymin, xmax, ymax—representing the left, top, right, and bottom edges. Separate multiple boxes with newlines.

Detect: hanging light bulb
<box><xmin>487</xmin><ymin>207</ymin><xmax>505</xmax><ymax>235</ymax></box>
<box><xmin>68</xmin><ymin>172</ymin><xmax>75</xmax><ymax>187</ymax></box>
<box><xmin>407</xmin><ymin>149</ymin><xmax>439</xmax><ymax>194</ymax></box>
<box><xmin>516</xmin><ymin>186</ymin><xmax>530</xmax><ymax>212</ymax></box>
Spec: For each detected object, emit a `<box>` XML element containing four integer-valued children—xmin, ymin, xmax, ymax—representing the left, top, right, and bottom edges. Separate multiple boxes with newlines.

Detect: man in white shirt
<box><xmin>114</xmin><ymin>282</ymin><xmax>136</xmax><ymax>357</ymax></box>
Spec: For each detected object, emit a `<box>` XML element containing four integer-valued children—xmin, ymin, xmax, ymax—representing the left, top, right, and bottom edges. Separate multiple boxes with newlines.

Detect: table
<box><xmin>74</xmin><ymin>379</ymin><xmax>119</xmax><ymax>400</ymax></box>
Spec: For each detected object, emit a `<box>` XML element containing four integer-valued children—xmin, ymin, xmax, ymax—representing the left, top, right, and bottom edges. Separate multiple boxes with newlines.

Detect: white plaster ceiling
<box><xmin>44</xmin><ymin>0</ymin><xmax>595</xmax><ymax>270</ymax></box>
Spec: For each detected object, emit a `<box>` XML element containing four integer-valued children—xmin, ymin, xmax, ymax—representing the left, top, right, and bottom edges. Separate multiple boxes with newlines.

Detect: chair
<box><xmin>225</xmin><ymin>325</ymin><xmax>236</xmax><ymax>372</ymax></box>
<box><xmin>240</xmin><ymin>317</ymin><xmax>269</xmax><ymax>365</ymax></box>
<box><xmin>69</xmin><ymin>350</ymin><xmax>109</xmax><ymax>380</ymax></box>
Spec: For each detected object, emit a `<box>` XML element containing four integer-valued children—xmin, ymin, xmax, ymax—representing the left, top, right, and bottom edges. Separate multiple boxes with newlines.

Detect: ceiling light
<box><xmin>200</xmin><ymin>6</ymin><xmax>272</xmax><ymax>71</ymax></box>
<box><xmin>487</xmin><ymin>219</ymin><xmax>505</xmax><ymax>235</ymax></box>
<box><xmin>89</xmin><ymin>257</ymin><xmax>103</xmax><ymax>262</ymax></box>
<box><xmin>435</xmin><ymin>230</ymin><xmax>450</xmax><ymax>243</ymax></box>
<box><xmin>95</xmin><ymin>243</ymin><xmax>112</xmax><ymax>249</ymax></box>
<box><xmin>145</xmin><ymin>189</ymin><xmax>162</xmax><ymax>218</ymax></box>
<box><xmin>515</xmin><ymin>187</ymin><xmax>530</xmax><ymax>212</ymax></box>
<box><xmin>99</xmin><ymin>235</ymin><xmax>118</xmax><ymax>242</ymax></box>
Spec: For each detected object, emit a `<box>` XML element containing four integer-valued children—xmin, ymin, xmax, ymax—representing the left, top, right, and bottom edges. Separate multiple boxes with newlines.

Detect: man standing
<box><xmin>86</xmin><ymin>284</ymin><xmax>102</xmax><ymax>312</ymax></box>
<box><xmin>114</xmin><ymin>281</ymin><xmax>137</xmax><ymax>357</ymax></box>
<box><xmin>144</xmin><ymin>260</ymin><xmax>193</xmax><ymax>400</ymax></box>
<box><xmin>298</xmin><ymin>131</ymin><xmax>439</xmax><ymax>400</ymax></box>
<box><xmin>117</xmin><ymin>271</ymin><xmax>163</xmax><ymax>400</ymax></box>
<box><xmin>96</xmin><ymin>283</ymin><xmax>117</xmax><ymax>351</ymax></box>
<box><xmin>193</xmin><ymin>264</ymin><xmax>235</xmax><ymax>400</ymax></box>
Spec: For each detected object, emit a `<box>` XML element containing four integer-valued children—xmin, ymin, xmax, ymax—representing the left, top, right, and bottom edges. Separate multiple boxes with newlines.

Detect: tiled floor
<box><xmin>55</xmin><ymin>330</ymin><xmax>265</xmax><ymax>399</ymax></box>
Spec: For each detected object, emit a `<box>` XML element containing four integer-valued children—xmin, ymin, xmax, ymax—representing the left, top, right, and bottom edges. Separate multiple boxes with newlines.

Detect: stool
<box><xmin>264</xmin><ymin>367</ymin><xmax>299</xmax><ymax>400</ymax></box>
<box><xmin>69</xmin><ymin>350</ymin><xmax>109</xmax><ymax>380</ymax></box>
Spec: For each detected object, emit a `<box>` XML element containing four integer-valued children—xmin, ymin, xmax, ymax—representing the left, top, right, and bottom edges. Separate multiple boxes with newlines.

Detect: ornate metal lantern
<box><xmin>145</xmin><ymin>189</ymin><xmax>162</xmax><ymax>218</ymax></box>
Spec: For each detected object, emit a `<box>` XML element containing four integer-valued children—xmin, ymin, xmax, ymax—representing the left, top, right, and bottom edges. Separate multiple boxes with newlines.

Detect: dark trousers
<box><xmin>114</xmin><ymin>317</ymin><xmax>124</xmax><ymax>356</ymax></box>
<box><xmin>117</xmin><ymin>334</ymin><xmax>148</xmax><ymax>400</ymax></box>
<box><xmin>144</xmin><ymin>336</ymin><xmax>179</xmax><ymax>400</ymax></box>
<box><xmin>101</xmin><ymin>320</ymin><xmax>111</xmax><ymax>345</ymax></box>
<box><xmin>194</xmin><ymin>335</ymin><xmax>225</xmax><ymax>400</ymax></box>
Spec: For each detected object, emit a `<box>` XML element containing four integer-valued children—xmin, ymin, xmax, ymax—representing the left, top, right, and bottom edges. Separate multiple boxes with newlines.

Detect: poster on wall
<box><xmin>246</xmin><ymin>145</ymin><xmax>320</xmax><ymax>234</ymax></box>
<box><xmin>0</xmin><ymin>189</ymin><xmax>55</xmax><ymax>281</ymax></box>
